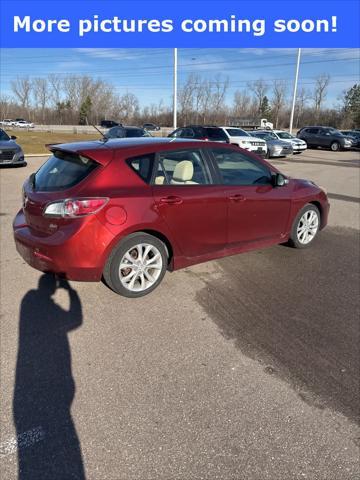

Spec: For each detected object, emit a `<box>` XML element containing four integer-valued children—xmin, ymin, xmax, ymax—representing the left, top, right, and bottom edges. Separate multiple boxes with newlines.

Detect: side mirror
<box><xmin>272</xmin><ymin>173</ymin><xmax>289</xmax><ymax>187</ymax></box>
<box><xmin>11</xmin><ymin>135</ymin><xmax>17</xmax><ymax>140</ymax></box>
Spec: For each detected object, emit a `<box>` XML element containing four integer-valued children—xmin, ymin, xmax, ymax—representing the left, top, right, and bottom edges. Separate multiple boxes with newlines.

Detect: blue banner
<box><xmin>0</xmin><ymin>0</ymin><xmax>359</xmax><ymax>48</ymax></box>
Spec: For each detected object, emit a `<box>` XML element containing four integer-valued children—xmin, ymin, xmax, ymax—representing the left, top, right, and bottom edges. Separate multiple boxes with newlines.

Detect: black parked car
<box><xmin>168</xmin><ymin>125</ymin><xmax>229</xmax><ymax>143</ymax></box>
<box><xmin>297</xmin><ymin>126</ymin><xmax>352</xmax><ymax>151</ymax></box>
<box><xmin>100</xmin><ymin>120</ymin><xmax>120</xmax><ymax>128</ymax></box>
<box><xmin>143</xmin><ymin>123</ymin><xmax>160</xmax><ymax>131</ymax></box>
<box><xmin>105</xmin><ymin>126</ymin><xmax>152</xmax><ymax>139</ymax></box>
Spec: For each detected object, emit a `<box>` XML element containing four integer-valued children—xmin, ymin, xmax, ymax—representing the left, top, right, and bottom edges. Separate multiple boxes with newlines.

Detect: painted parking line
<box><xmin>0</xmin><ymin>426</ymin><xmax>45</xmax><ymax>457</ymax></box>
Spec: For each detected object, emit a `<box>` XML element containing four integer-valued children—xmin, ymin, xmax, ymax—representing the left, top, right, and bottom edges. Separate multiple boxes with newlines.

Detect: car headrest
<box><xmin>172</xmin><ymin>160</ymin><xmax>194</xmax><ymax>182</ymax></box>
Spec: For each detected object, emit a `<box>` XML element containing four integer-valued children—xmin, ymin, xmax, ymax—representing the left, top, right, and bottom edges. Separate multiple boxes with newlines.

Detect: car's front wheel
<box><xmin>330</xmin><ymin>141</ymin><xmax>340</xmax><ymax>151</ymax></box>
<box><xmin>103</xmin><ymin>233</ymin><xmax>168</xmax><ymax>297</ymax></box>
<box><xmin>288</xmin><ymin>204</ymin><xmax>320</xmax><ymax>248</ymax></box>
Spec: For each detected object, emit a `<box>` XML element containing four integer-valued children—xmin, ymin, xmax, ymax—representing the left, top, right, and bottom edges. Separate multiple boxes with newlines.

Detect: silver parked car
<box><xmin>251</xmin><ymin>131</ymin><xmax>293</xmax><ymax>158</ymax></box>
<box><xmin>0</xmin><ymin>129</ymin><xmax>26</xmax><ymax>166</ymax></box>
<box><xmin>272</xmin><ymin>130</ymin><xmax>307</xmax><ymax>154</ymax></box>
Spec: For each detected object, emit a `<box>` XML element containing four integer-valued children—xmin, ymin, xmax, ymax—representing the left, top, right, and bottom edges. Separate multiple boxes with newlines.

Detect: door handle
<box><xmin>228</xmin><ymin>194</ymin><xmax>245</xmax><ymax>202</ymax></box>
<box><xmin>159</xmin><ymin>195</ymin><xmax>183</xmax><ymax>205</ymax></box>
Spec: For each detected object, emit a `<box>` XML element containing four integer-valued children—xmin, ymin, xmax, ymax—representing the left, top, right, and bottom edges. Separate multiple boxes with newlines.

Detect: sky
<box><xmin>0</xmin><ymin>48</ymin><xmax>359</xmax><ymax>108</ymax></box>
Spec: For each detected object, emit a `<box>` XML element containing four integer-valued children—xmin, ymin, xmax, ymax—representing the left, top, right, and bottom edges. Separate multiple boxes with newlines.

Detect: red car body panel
<box><xmin>13</xmin><ymin>139</ymin><xmax>330</xmax><ymax>281</ymax></box>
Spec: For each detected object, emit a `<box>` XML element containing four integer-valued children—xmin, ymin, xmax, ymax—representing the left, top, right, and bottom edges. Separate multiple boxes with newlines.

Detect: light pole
<box><xmin>289</xmin><ymin>48</ymin><xmax>301</xmax><ymax>134</ymax></box>
<box><xmin>173</xmin><ymin>48</ymin><xmax>178</xmax><ymax>130</ymax></box>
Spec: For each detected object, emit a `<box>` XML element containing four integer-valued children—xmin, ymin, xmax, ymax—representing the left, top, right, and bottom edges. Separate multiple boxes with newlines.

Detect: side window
<box><xmin>182</xmin><ymin>128</ymin><xmax>195</xmax><ymax>138</ymax></box>
<box><xmin>307</xmin><ymin>128</ymin><xmax>319</xmax><ymax>135</ymax></box>
<box><xmin>211</xmin><ymin>148</ymin><xmax>272</xmax><ymax>186</ymax></box>
<box><xmin>155</xmin><ymin>149</ymin><xmax>210</xmax><ymax>186</ymax></box>
<box><xmin>127</xmin><ymin>154</ymin><xmax>155</xmax><ymax>184</ymax></box>
<box><xmin>171</xmin><ymin>129</ymin><xmax>184</xmax><ymax>138</ymax></box>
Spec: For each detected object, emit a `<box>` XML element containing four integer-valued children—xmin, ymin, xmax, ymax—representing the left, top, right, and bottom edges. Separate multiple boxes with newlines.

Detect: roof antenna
<box><xmin>86</xmin><ymin>117</ymin><xmax>108</xmax><ymax>142</ymax></box>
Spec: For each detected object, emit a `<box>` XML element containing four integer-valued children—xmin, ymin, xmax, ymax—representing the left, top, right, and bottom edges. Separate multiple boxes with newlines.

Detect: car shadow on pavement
<box><xmin>13</xmin><ymin>273</ymin><xmax>85</xmax><ymax>480</ymax></box>
<box><xmin>195</xmin><ymin>227</ymin><xmax>360</xmax><ymax>424</ymax></box>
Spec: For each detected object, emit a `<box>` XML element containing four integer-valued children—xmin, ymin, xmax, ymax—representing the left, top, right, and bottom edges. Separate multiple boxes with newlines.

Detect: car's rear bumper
<box><xmin>13</xmin><ymin>209</ymin><xmax>114</xmax><ymax>281</ymax></box>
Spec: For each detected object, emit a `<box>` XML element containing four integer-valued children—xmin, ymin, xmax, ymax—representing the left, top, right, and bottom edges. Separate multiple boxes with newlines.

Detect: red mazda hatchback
<box><xmin>13</xmin><ymin>138</ymin><xmax>329</xmax><ymax>297</ymax></box>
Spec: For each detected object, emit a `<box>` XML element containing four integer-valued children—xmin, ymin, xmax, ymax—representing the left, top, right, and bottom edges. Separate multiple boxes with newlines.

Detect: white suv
<box><xmin>272</xmin><ymin>130</ymin><xmax>307</xmax><ymax>154</ymax></box>
<box><xmin>220</xmin><ymin>127</ymin><xmax>267</xmax><ymax>157</ymax></box>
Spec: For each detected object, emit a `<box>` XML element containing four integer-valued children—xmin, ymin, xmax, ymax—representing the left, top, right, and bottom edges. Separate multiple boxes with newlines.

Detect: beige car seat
<box><xmin>154</xmin><ymin>175</ymin><xmax>165</xmax><ymax>185</ymax></box>
<box><xmin>170</xmin><ymin>160</ymin><xmax>198</xmax><ymax>184</ymax></box>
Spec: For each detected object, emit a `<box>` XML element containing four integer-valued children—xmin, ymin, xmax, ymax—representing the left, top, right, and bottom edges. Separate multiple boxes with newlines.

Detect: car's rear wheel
<box><xmin>103</xmin><ymin>233</ymin><xmax>168</xmax><ymax>297</ymax></box>
<box><xmin>288</xmin><ymin>204</ymin><xmax>320</xmax><ymax>248</ymax></box>
<box><xmin>330</xmin><ymin>141</ymin><xmax>340</xmax><ymax>151</ymax></box>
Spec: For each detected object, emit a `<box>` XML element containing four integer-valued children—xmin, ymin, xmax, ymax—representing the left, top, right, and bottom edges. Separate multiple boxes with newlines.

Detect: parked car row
<box><xmin>0</xmin><ymin>118</ymin><xmax>34</xmax><ymax>128</ymax></box>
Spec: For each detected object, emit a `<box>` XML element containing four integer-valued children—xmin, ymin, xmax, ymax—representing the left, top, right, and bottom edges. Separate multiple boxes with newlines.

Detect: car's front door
<box><xmin>209</xmin><ymin>147</ymin><xmax>292</xmax><ymax>247</ymax></box>
<box><xmin>152</xmin><ymin>148</ymin><xmax>227</xmax><ymax>258</ymax></box>
<box><xmin>317</xmin><ymin>128</ymin><xmax>331</xmax><ymax>147</ymax></box>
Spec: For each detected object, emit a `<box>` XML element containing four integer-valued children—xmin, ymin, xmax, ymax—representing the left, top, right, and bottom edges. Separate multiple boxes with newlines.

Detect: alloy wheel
<box><xmin>118</xmin><ymin>243</ymin><xmax>163</xmax><ymax>292</ymax></box>
<box><xmin>296</xmin><ymin>210</ymin><xmax>319</xmax><ymax>245</ymax></box>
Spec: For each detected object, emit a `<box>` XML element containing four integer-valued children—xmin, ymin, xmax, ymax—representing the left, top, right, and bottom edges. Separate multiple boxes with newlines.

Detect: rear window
<box><xmin>34</xmin><ymin>150</ymin><xmax>98</xmax><ymax>192</ymax></box>
<box><xmin>204</xmin><ymin>128</ymin><xmax>228</xmax><ymax>141</ymax></box>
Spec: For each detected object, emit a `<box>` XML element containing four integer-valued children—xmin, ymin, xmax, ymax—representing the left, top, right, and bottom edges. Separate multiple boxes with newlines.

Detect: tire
<box><xmin>288</xmin><ymin>204</ymin><xmax>321</xmax><ymax>249</ymax></box>
<box><xmin>330</xmin><ymin>141</ymin><xmax>340</xmax><ymax>152</ymax></box>
<box><xmin>265</xmin><ymin>149</ymin><xmax>270</xmax><ymax>159</ymax></box>
<box><xmin>103</xmin><ymin>233</ymin><xmax>168</xmax><ymax>297</ymax></box>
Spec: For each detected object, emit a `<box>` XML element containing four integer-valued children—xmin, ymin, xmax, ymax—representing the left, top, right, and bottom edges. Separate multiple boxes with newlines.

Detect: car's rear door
<box><xmin>152</xmin><ymin>147</ymin><xmax>227</xmax><ymax>258</ymax></box>
<box><xmin>302</xmin><ymin>127</ymin><xmax>319</xmax><ymax>146</ymax></box>
<box><xmin>209</xmin><ymin>147</ymin><xmax>292</xmax><ymax>246</ymax></box>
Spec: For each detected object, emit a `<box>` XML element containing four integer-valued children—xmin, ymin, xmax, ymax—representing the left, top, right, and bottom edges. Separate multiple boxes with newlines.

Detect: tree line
<box><xmin>1</xmin><ymin>74</ymin><xmax>359</xmax><ymax>129</ymax></box>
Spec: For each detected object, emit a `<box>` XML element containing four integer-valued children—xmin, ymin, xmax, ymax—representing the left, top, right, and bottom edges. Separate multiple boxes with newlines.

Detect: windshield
<box><xmin>253</xmin><ymin>133</ymin><xmax>273</xmax><ymax>141</ymax></box>
<box><xmin>326</xmin><ymin>128</ymin><xmax>342</xmax><ymax>135</ymax></box>
<box><xmin>0</xmin><ymin>129</ymin><xmax>10</xmax><ymax>141</ymax></box>
<box><xmin>226</xmin><ymin>128</ymin><xmax>249</xmax><ymax>137</ymax></box>
<box><xmin>277</xmin><ymin>132</ymin><xmax>293</xmax><ymax>139</ymax></box>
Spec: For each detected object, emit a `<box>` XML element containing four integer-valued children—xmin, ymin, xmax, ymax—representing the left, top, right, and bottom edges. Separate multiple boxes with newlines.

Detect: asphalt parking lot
<box><xmin>1</xmin><ymin>148</ymin><xmax>359</xmax><ymax>480</ymax></box>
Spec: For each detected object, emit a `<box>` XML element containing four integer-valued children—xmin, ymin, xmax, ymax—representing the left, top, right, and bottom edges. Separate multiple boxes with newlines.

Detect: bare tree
<box><xmin>178</xmin><ymin>73</ymin><xmax>197</xmax><ymax>125</ymax></box>
<box><xmin>118</xmin><ymin>92</ymin><xmax>139</xmax><ymax>122</ymax></box>
<box><xmin>271</xmin><ymin>80</ymin><xmax>287</xmax><ymax>128</ymax></box>
<box><xmin>233</xmin><ymin>90</ymin><xmax>251</xmax><ymax>118</ymax></box>
<box><xmin>210</xmin><ymin>75</ymin><xmax>229</xmax><ymax>122</ymax></box>
<box><xmin>11</xmin><ymin>77</ymin><xmax>32</xmax><ymax>115</ymax></box>
<box><xmin>247</xmin><ymin>79</ymin><xmax>268</xmax><ymax>114</ymax></box>
<box><xmin>295</xmin><ymin>87</ymin><xmax>311</xmax><ymax>128</ymax></box>
<box><xmin>313</xmin><ymin>74</ymin><xmax>330</xmax><ymax>118</ymax></box>
<box><xmin>0</xmin><ymin>94</ymin><xmax>12</xmax><ymax>120</ymax></box>
<box><xmin>48</xmin><ymin>74</ymin><xmax>63</xmax><ymax>107</ymax></box>
<box><xmin>32</xmin><ymin>78</ymin><xmax>50</xmax><ymax>123</ymax></box>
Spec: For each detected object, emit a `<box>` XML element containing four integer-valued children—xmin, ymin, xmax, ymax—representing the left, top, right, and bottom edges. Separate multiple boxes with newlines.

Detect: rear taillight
<box><xmin>43</xmin><ymin>197</ymin><xmax>109</xmax><ymax>218</ymax></box>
